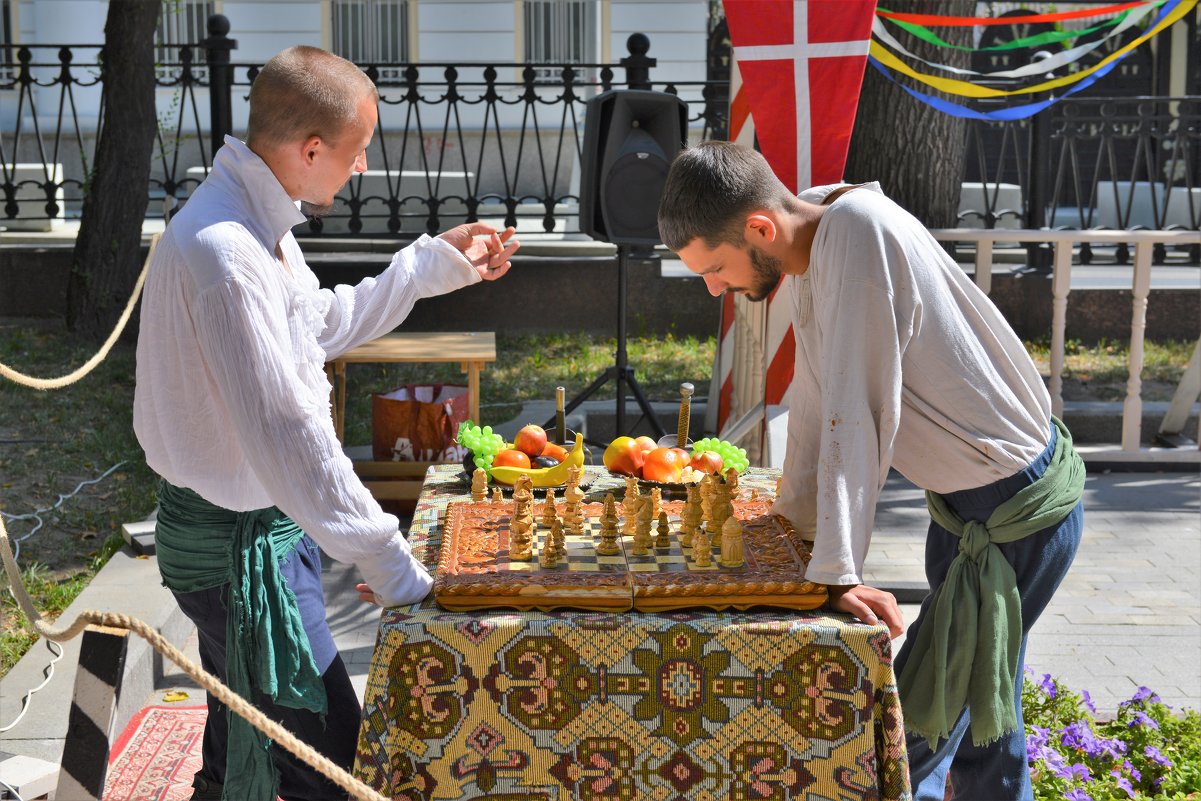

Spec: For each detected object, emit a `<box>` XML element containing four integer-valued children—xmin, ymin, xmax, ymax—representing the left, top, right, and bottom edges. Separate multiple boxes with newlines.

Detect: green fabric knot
<box><xmin>959</xmin><ymin>522</ymin><xmax>991</xmax><ymax>562</ymax></box>
<box><xmin>155</xmin><ymin>482</ymin><xmax>326</xmax><ymax>801</ymax></box>
<box><xmin>898</xmin><ymin>417</ymin><xmax>1085</xmax><ymax>749</ymax></box>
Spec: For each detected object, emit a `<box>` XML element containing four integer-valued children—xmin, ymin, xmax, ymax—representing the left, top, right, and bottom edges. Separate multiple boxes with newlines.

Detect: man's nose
<box><xmin>355</xmin><ymin>152</ymin><xmax>368</xmax><ymax>173</ymax></box>
<box><xmin>702</xmin><ymin>274</ymin><xmax>726</xmax><ymax>297</ymax></box>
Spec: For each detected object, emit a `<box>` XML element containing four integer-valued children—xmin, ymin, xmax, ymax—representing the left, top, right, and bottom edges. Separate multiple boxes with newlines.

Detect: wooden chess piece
<box><xmin>492</xmin><ymin>486</ymin><xmax>504</xmax><ymax>504</ymax></box>
<box><xmin>680</xmin><ymin>484</ymin><xmax>702</xmax><ymax>549</ymax></box>
<box><xmin>692</xmin><ymin>524</ymin><xmax>712</xmax><ymax>567</ymax></box>
<box><xmin>622</xmin><ymin>475</ymin><xmax>640</xmax><ymax>535</ymax></box>
<box><xmin>655</xmin><ymin>510</ymin><xmax>671</xmax><ymax>549</ymax></box>
<box><xmin>539</xmin><ymin>517</ymin><xmax>562</xmax><ymax>568</ymax></box>
<box><xmin>724</xmin><ymin>467</ymin><xmax>740</xmax><ymax>499</ymax></box>
<box><xmin>632</xmin><ymin>496</ymin><xmax>653</xmax><ymax>556</ymax></box>
<box><xmin>597</xmin><ymin>493</ymin><xmax>621</xmax><ymax>556</ymax></box>
<box><xmin>551</xmin><ymin>512</ymin><xmax>566</xmax><ymax>559</ymax></box>
<box><xmin>509</xmin><ymin>501</ymin><xmax>534</xmax><ymax>562</ymax></box>
<box><xmin>471</xmin><ymin>468</ymin><xmax>488</xmax><ymax>502</ymax></box>
<box><xmin>700</xmin><ymin>474</ymin><xmax>716</xmax><ymax>530</ymax></box>
<box><xmin>649</xmin><ymin>487</ymin><xmax>662</xmax><ymax>521</ymax></box>
<box><xmin>513</xmin><ymin>474</ymin><xmax>534</xmax><ymax>505</ymax></box>
<box><xmin>563</xmin><ymin>480</ymin><xmax>585</xmax><ymax>536</ymax></box>
<box><xmin>541</xmin><ymin>488</ymin><xmax>558</xmax><ymax>530</ymax></box>
<box><xmin>749</xmin><ymin>488</ymin><xmax>759</xmax><ymax>502</ymax></box>
<box><xmin>720</xmin><ymin>516</ymin><xmax>745</xmax><ymax>568</ymax></box>
<box><xmin>713</xmin><ymin>479</ymin><xmax>732</xmax><ymax>533</ymax></box>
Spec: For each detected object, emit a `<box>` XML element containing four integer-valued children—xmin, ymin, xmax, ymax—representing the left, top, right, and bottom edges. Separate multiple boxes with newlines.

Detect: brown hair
<box><xmin>246</xmin><ymin>46</ymin><xmax>379</xmax><ymax>148</ymax></box>
<box><xmin>657</xmin><ymin>141</ymin><xmax>797</xmax><ymax>251</ymax></box>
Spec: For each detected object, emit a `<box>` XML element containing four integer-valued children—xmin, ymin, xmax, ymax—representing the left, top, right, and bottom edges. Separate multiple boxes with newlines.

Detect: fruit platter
<box><xmin>457</xmin><ymin>421</ymin><xmax>591</xmax><ymax>489</ymax></box>
<box><xmin>602</xmin><ymin>434</ymin><xmax>750</xmax><ymax>490</ymax></box>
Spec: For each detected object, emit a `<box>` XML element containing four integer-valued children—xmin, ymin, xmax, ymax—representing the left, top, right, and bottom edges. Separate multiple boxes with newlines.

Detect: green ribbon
<box><xmin>898</xmin><ymin>418</ymin><xmax>1085</xmax><ymax>747</ymax></box>
<box><xmin>155</xmin><ymin>482</ymin><xmax>326</xmax><ymax>801</ymax></box>
<box><xmin>887</xmin><ymin>10</ymin><xmax>1140</xmax><ymax>51</ymax></box>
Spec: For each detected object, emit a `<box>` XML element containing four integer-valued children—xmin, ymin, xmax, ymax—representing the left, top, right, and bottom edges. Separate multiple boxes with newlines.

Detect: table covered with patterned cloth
<box><xmin>353</xmin><ymin>466</ymin><xmax>911</xmax><ymax>800</ymax></box>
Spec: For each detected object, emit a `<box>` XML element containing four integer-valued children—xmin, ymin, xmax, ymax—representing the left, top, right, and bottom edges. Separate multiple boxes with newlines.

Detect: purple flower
<box><xmin>1121</xmin><ymin>686</ymin><xmax>1162</xmax><ymax>707</ymax></box>
<box><xmin>1110</xmin><ymin>770</ymin><xmax>1135</xmax><ymax>798</ymax></box>
<box><xmin>1081</xmin><ymin>690</ymin><xmax>1097</xmax><ymax>715</ymax></box>
<box><xmin>1128</xmin><ymin>711</ymin><xmax>1159</xmax><ymax>730</ymax></box>
<box><xmin>1065</xmin><ymin>789</ymin><xmax>1093</xmax><ymax>801</ymax></box>
<box><xmin>1144</xmin><ymin>745</ymin><xmax>1173</xmax><ymax>768</ymax></box>
<box><xmin>1121</xmin><ymin>760</ymin><xmax>1141</xmax><ymax>782</ymax></box>
<box><xmin>1039</xmin><ymin>673</ymin><xmax>1058</xmax><ymax>698</ymax></box>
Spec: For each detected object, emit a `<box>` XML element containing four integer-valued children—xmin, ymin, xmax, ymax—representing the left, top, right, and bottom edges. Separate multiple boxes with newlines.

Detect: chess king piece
<box><xmin>692</xmin><ymin>524</ymin><xmax>712</xmax><ymax>567</ymax></box>
<box><xmin>597</xmin><ymin>493</ymin><xmax>621</xmax><ymax>555</ymax></box>
<box><xmin>471</xmin><ymin>467</ymin><xmax>488</xmax><ymax>502</ymax></box>
<box><xmin>720</xmin><ymin>515</ymin><xmax>745</xmax><ymax>568</ymax></box>
<box><xmin>655</xmin><ymin>510</ymin><xmax>671</xmax><ymax>549</ymax></box>
<box><xmin>539</xmin><ymin>516</ymin><xmax>563</xmax><ymax>568</ymax></box>
<box><xmin>541</xmin><ymin>488</ymin><xmax>558</xmax><ymax>530</ymax></box>
<box><xmin>680</xmin><ymin>484</ymin><xmax>702</xmax><ymax>549</ymax></box>
<box><xmin>632</xmin><ymin>495</ymin><xmax>653</xmax><ymax>556</ymax></box>
<box><xmin>622</xmin><ymin>475</ymin><xmax>640</xmax><ymax>535</ymax></box>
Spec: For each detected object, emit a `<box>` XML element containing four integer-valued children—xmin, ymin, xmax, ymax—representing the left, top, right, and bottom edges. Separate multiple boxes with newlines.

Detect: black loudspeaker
<box><xmin>578</xmin><ymin>89</ymin><xmax>689</xmax><ymax>245</ymax></box>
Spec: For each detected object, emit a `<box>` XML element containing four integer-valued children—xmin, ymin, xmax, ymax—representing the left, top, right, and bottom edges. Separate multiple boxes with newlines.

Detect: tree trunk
<box><xmin>844</xmin><ymin>0</ymin><xmax>976</xmax><ymax>227</ymax></box>
<box><xmin>66</xmin><ymin>0</ymin><xmax>161</xmax><ymax>340</ymax></box>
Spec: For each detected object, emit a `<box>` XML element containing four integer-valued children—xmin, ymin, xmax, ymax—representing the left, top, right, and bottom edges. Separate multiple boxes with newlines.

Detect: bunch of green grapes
<box><xmin>457</xmin><ymin>421</ymin><xmax>507</xmax><ymax>472</ymax></box>
<box><xmin>690</xmin><ymin>437</ymin><xmax>750</xmax><ymax>474</ymax></box>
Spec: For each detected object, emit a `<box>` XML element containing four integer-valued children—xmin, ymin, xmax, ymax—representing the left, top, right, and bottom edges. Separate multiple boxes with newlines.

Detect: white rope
<box><xmin>1</xmin><ymin>461</ymin><xmax>129</xmax><ymax>561</ymax></box>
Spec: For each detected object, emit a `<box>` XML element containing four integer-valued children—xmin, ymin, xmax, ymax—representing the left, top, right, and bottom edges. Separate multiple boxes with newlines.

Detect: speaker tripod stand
<box><xmin>543</xmin><ymin>244</ymin><xmax>666</xmax><ymax>447</ymax></box>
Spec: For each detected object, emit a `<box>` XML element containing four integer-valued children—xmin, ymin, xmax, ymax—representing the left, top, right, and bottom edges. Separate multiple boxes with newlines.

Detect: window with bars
<box><xmin>332</xmin><ymin>0</ymin><xmax>410</xmax><ymax>78</ymax></box>
<box><xmin>523</xmin><ymin>0</ymin><xmax>599</xmax><ymax>82</ymax></box>
<box><xmin>156</xmin><ymin>0</ymin><xmax>213</xmax><ymax>70</ymax></box>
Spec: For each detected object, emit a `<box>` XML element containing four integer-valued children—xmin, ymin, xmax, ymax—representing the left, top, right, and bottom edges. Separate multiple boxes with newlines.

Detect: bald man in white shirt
<box><xmin>659</xmin><ymin>141</ymin><xmax>1085</xmax><ymax>801</ymax></box>
<box><xmin>134</xmin><ymin>46</ymin><xmax>517</xmax><ymax>801</ymax></box>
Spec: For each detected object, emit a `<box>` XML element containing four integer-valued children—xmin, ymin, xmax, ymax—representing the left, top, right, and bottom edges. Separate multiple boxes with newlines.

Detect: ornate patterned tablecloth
<box><xmin>354</xmin><ymin>466</ymin><xmax>911</xmax><ymax>801</ymax></box>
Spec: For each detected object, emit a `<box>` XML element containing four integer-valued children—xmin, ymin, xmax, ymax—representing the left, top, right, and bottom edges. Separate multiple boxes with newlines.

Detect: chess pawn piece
<box><xmin>680</xmin><ymin>484</ymin><xmax>702</xmax><ymax>549</ymax></box>
<box><xmin>724</xmin><ymin>467</ymin><xmax>740</xmax><ymax>499</ymax></box>
<box><xmin>692</xmin><ymin>524</ymin><xmax>712</xmax><ymax>567</ymax></box>
<box><xmin>564</xmin><ymin>481</ymin><xmax>586</xmax><ymax>536</ymax></box>
<box><xmin>551</xmin><ymin>513</ymin><xmax>566</xmax><ymax>559</ymax></box>
<box><xmin>492</xmin><ymin>486</ymin><xmax>504</xmax><ymax>504</ymax></box>
<box><xmin>471</xmin><ymin>468</ymin><xmax>488</xmax><ymax>502</ymax></box>
<box><xmin>597</xmin><ymin>494</ymin><xmax>621</xmax><ymax>556</ymax></box>
<box><xmin>720</xmin><ymin>516</ymin><xmax>745</xmax><ymax>568</ymax></box>
<box><xmin>655</xmin><ymin>510</ymin><xmax>671</xmax><ymax>549</ymax></box>
<box><xmin>541</xmin><ymin>488</ymin><xmax>558</xmax><ymax>530</ymax></box>
<box><xmin>622</xmin><ymin>475</ymin><xmax>641</xmax><ymax>535</ymax></box>
<box><xmin>749</xmin><ymin>488</ymin><xmax>759</xmax><ymax>502</ymax></box>
<box><xmin>649</xmin><ymin>487</ymin><xmax>663</xmax><ymax>521</ymax></box>
<box><xmin>539</xmin><ymin>517</ymin><xmax>562</xmax><ymax>568</ymax></box>
<box><xmin>632</xmin><ymin>496</ymin><xmax>653</xmax><ymax>556</ymax></box>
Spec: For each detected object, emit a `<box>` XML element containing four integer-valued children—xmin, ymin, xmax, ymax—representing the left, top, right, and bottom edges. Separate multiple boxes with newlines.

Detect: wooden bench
<box><xmin>326</xmin><ymin>331</ymin><xmax>496</xmax><ymax>500</ymax></box>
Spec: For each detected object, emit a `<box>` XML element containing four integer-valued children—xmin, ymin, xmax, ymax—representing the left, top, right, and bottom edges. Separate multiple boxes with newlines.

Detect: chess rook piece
<box><xmin>632</xmin><ymin>496</ymin><xmax>653</xmax><ymax>556</ymax></box>
<box><xmin>541</xmin><ymin>488</ymin><xmax>558</xmax><ymax>530</ymax></box>
<box><xmin>597</xmin><ymin>493</ymin><xmax>621</xmax><ymax>556</ymax></box>
<box><xmin>720</xmin><ymin>516</ymin><xmax>745</xmax><ymax>568</ymax></box>
<box><xmin>680</xmin><ymin>484</ymin><xmax>702</xmax><ymax>549</ymax></box>
<box><xmin>692</xmin><ymin>524</ymin><xmax>712</xmax><ymax>567</ymax></box>
<box><xmin>492</xmin><ymin>486</ymin><xmax>504</xmax><ymax>504</ymax></box>
<box><xmin>471</xmin><ymin>468</ymin><xmax>488</xmax><ymax>502</ymax></box>
<box><xmin>622</xmin><ymin>475</ymin><xmax>640</xmax><ymax>535</ymax></box>
<box><xmin>655</xmin><ymin>510</ymin><xmax>671</xmax><ymax>549</ymax></box>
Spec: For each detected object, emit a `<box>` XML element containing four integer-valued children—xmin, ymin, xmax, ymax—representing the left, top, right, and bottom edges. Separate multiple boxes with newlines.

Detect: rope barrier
<box><xmin>0</xmin><ymin>234</ymin><xmax>158</xmax><ymax>390</ymax></box>
<box><xmin>1</xmin><ymin>238</ymin><xmax>391</xmax><ymax>801</ymax></box>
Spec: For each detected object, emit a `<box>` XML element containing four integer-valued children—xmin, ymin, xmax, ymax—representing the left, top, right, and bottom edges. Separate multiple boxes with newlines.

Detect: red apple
<box><xmin>494</xmin><ymin>449</ymin><xmax>531</xmax><ymax>469</ymax></box>
<box><xmin>603</xmin><ymin>436</ymin><xmax>646</xmax><ymax>476</ymax></box>
<box><xmin>514</xmin><ymin>424</ymin><xmax>548</xmax><ymax>457</ymax></box>
<box><xmin>670</xmin><ymin>447</ymin><xmax>691</xmax><ymax>465</ymax></box>
<box><xmin>633</xmin><ymin>435</ymin><xmax>657</xmax><ymax>454</ymax></box>
<box><xmin>690</xmin><ymin>450</ymin><xmax>724</xmax><ymax>475</ymax></box>
<box><xmin>642</xmin><ymin>447</ymin><xmax>686</xmax><ymax>483</ymax></box>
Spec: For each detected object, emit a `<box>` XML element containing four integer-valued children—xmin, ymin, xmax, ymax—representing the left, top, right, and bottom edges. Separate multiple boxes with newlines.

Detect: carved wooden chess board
<box><xmin>434</xmin><ymin>498</ymin><xmax>828</xmax><ymax>612</ymax></box>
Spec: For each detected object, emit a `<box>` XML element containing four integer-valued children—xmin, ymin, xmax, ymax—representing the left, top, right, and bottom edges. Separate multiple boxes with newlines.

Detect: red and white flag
<box><xmin>714</xmin><ymin>0</ymin><xmax>876</xmax><ymax>455</ymax></box>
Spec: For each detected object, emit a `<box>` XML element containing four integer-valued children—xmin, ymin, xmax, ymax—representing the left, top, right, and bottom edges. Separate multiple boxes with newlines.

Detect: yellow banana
<box><xmin>490</xmin><ymin>432</ymin><xmax>585</xmax><ymax>487</ymax></box>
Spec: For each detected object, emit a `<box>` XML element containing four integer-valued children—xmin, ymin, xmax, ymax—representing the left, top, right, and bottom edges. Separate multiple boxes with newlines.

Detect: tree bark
<box><xmin>844</xmin><ymin>0</ymin><xmax>976</xmax><ymax>227</ymax></box>
<box><xmin>66</xmin><ymin>0</ymin><xmax>161</xmax><ymax>340</ymax></box>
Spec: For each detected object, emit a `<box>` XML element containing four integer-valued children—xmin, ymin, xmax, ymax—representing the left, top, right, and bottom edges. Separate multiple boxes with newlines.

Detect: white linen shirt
<box><xmin>771</xmin><ymin>183</ymin><xmax>1051</xmax><ymax>586</ymax></box>
<box><xmin>134</xmin><ymin>136</ymin><xmax>482</xmax><ymax>607</ymax></box>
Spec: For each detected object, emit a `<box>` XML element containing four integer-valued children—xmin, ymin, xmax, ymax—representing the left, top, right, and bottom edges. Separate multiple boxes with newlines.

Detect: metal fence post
<box><xmin>1025</xmin><ymin>52</ymin><xmax>1054</xmax><ymax>272</ymax></box>
<box><xmin>621</xmin><ymin>33</ymin><xmax>656</xmax><ymax>89</ymax></box>
<box><xmin>203</xmin><ymin>14</ymin><xmax>237</xmax><ymax>159</ymax></box>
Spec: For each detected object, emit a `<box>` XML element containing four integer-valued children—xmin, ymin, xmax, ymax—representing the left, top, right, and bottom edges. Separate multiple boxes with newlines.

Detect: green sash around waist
<box><xmin>898</xmin><ymin>417</ymin><xmax>1085</xmax><ymax>748</ymax></box>
<box><xmin>155</xmin><ymin>481</ymin><xmax>326</xmax><ymax>801</ymax></box>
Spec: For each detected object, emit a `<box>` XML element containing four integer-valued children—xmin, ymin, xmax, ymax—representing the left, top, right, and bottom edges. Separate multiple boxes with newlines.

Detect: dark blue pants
<box><xmin>171</xmin><ymin>535</ymin><xmax>360</xmax><ymax>801</ymax></box>
<box><xmin>895</xmin><ymin>427</ymin><xmax>1084</xmax><ymax>801</ymax></box>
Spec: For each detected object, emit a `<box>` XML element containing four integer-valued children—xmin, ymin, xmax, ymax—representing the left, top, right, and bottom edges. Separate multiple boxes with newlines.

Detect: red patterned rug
<box><xmin>105</xmin><ymin>705</ymin><xmax>206</xmax><ymax>801</ymax></box>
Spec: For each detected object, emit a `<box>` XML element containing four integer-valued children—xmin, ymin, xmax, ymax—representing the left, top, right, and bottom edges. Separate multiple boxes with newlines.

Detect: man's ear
<box><xmin>745</xmin><ymin>213</ymin><xmax>777</xmax><ymax>243</ymax></box>
<box><xmin>301</xmin><ymin>135</ymin><xmax>323</xmax><ymax>166</ymax></box>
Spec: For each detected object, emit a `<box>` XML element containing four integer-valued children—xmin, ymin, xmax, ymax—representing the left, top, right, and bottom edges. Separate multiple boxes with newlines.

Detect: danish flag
<box><xmin>715</xmin><ymin>0</ymin><xmax>876</xmax><ymax>441</ymax></box>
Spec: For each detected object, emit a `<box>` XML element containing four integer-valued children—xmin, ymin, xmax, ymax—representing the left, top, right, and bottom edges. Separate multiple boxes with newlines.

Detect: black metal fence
<box><xmin>0</xmin><ymin>14</ymin><xmax>1196</xmax><ymax>263</ymax></box>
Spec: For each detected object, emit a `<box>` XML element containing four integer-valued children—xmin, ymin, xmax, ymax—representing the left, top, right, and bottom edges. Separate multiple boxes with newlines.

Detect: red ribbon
<box><xmin>878</xmin><ymin>0</ymin><xmax>1150</xmax><ymax>26</ymax></box>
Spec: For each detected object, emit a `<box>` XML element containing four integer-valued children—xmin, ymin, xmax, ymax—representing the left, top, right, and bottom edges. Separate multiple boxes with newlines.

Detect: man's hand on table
<box><xmin>438</xmin><ymin>222</ymin><xmax>519</xmax><ymax>281</ymax></box>
<box><xmin>356</xmin><ymin>582</ymin><xmax>380</xmax><ymax>606</ymax></box>
<box><xmin>827</xmin><ymin>583</ymin><xmax>904</xmax><ymax>637</ymax></box>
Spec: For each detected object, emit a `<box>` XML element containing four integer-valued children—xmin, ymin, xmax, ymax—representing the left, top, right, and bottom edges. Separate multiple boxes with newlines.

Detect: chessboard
<box><xmin>434</xmin><ymin>498</ymin><xmax>828</xmax><ymax>613</ymax></box>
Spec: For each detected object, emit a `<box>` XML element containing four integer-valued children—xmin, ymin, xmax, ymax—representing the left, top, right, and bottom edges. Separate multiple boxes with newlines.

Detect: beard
<box><xmin>300</xmin><ymin>200</ymin><xmax>334</xmax><ymax>218</ymax></box>
<box><xmin>743</xmin><ymin>246</ymin><xmax>783</xmax><ymax>302</ymax></box>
